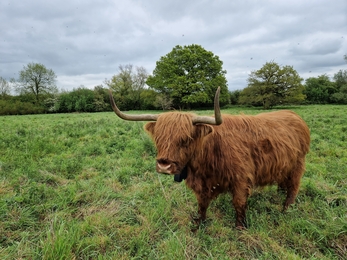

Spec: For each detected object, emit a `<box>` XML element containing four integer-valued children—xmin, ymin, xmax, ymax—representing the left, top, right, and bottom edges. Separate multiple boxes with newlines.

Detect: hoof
<box><xmin>190</xmin><ymin>225</ymin><xmax>199</xmax><ymax>233</ymax></box>
<box><xmin>236</xmin><ymin>225</ymin><xmax>247</xmax><ymax>231</ymax></box>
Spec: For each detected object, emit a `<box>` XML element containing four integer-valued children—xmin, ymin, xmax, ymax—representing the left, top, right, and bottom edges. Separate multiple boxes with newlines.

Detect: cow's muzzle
<box><xmin>156</xmin><ymin>159</ymin><xmax>179</xmax><ymax>174</ymax></box>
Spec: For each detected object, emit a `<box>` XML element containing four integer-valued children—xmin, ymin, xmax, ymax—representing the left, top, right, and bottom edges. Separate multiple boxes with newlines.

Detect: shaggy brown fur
<box><xmin>144</xmin><ymin>110</ymin><xmax>310</xmax><ymax>229</ymax></box>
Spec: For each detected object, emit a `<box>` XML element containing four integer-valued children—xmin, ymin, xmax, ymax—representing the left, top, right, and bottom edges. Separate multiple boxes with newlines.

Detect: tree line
<box><xmin>1</xmin><ymin>46</ymin><xmax>346</xmax><ymax>115</ymax></box>
<box><xmin>234</xmin><ymin>58</ymin><xmax>347</xmax><ymax>109</ymax></box>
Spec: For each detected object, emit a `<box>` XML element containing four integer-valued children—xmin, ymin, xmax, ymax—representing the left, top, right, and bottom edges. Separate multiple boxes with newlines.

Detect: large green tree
<box><xmin>14</xmin><ymin>63</ymin><xmax>57</xmax><ymax>104</ymax></box>
<box><xmin>304</xmin><ymin>74</ymin><xmax>336</xmax><ymax>104</ymax></box>
<box><xmin>239</xmin><ymin>61</ymin><xmax>305</xmax><ymax>109</ymax></box>
<box><xmin>146</xmin><ymin>44</ymin><xmax>229</xmax><ymax>108</ymax></box>
<box><xmin>105</xmin><ymin>64</ymin><xmax>148</xmax><ymax>110</ymax></box>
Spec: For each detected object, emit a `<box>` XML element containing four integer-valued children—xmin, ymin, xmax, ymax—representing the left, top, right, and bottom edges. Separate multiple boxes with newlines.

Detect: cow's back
<box><xmin>194</xmin><ymin>110</ymin><xmax>310</xmax><ymax>189</ymax></box>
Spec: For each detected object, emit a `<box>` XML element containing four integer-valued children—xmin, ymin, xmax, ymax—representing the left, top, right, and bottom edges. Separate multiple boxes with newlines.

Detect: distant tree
<box><xmin>93</xmin><ymin>85</ymin><xmax>110</xmax><ymax>112</ymax></box>
<box><xmin>56</xmin><ymin>87</ymin><xmax>96</xmax><ymax>113</ymax></box>
<box><xmin>154</xmin><ymin>94</ymin><xmax>173</xmax><ymax>110</ymax></box>
<box><xmin>14</xmin><ymin>63</ymin><xmax>57</xmax><ymax>104</ymax></box>
<box><xmin>331</xmin><ymin>86</ymin><xmax>347</xmax><ymax>104</ymax></box>
<box><xmin>105</xmin><ymin>64</ymin><xmax>148</xmax><ymax>110</ymax></box>
<box><xmin>55</xmin><ymin>91</ymin><xmax>74</xmax><ymax>113</ymax></box>
<box><xmin>333</xmin><ymin>69</ymin><xmax>347</xmax><ymax>89</ymax></box>
<box><xmin>229</xmin><ymin>90</ymin><xmax>241</xmax><ymax>105</ymax></box>
<box><xmin>331</xmin><ymin>69</ymin><xmax>347</xmax><ymax>104</ymax></box>
<box><xmin>139</xmin><ymin>89</ymin><xmax>158</xmax><ymax>110</ymax></box>
<box><xmin>74</xmin><ymin>88</ymin><xmax>95</xmax><ymax>112</ymax></box>
<box><xmin>304</xmin><ymin>75</ymin><xmax>336</xmax><ymax>104</ymax></box>
<box><xmin>146</xmin><ymin>44</ymin><xmax>229</xmax><ymax>109</ymax></box>
<box><xmin>0</xmin><ymin>76</ymin><xmax>11</xmax><ymax>98</ymax></box>
<box><xmin>239</xmin><ymin>61</ymin><xmax>305</xmax><ymax>109</ymax></box>
<box><xmin>43</xmin><ymin>97</ymin><xmax>59</xmax><ymax>113</ymax></box>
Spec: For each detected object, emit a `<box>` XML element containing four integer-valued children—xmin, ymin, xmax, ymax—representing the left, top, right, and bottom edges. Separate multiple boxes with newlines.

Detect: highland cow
<box><xmin>109</xmin><ymin>87</ymin><xmax>310</xmax><ymax>229</ymax></box>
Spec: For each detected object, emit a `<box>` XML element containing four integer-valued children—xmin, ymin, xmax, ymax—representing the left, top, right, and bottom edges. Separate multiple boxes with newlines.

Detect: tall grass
<box><xmin>0</xmin><ymin>105</ymin><xmax>346</xmax><ymax>259</ymax></box>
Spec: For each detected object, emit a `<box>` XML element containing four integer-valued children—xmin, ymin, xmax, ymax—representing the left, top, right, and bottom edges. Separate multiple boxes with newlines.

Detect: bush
<box><xmin>0</xmin><ymin>100</ymin><xmax>44</xmax><ymax>115</ymax></box>
<box><xmin>55</xmin><ymin>87</ymin><xmax>109</xmax><ymax>113</ymax></box>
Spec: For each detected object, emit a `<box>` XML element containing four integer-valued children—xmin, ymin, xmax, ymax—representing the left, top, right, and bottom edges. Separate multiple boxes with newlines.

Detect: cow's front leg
<box><xmin>232</xmin><ymin>198</ymin><xmax>247</xmax><ymax>229</ymax></box>
<box><xmin>232</xmin><ymin>183</ymin><xmax>251</xmax><ymax>229</ymax></box>
<box><xmin>192</xmin><ymin>193</ymin><xmax>212</xmax><ymax>226</ymax></box>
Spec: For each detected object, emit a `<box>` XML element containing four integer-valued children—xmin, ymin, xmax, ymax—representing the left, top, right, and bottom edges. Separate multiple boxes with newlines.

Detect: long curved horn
<box><xmin>108</xmin><ymin>89</ymin><xmax>159</xmax><ymax>121</ymax></box>
<box><xmin>109</xmin><ymin>87</ymin><xmax>222</xmax><ymax>124</ymax></box>
<box><xmin>192</xmin><ymin>87</ymin><xmax>222</xmax><ymax>125</ymax></box>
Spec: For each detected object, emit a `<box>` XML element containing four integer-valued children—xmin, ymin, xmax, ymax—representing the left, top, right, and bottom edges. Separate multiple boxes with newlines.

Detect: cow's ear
<box><xmin>144</xmin><ymin>122</ymin><xmax>156</xmax><ymax>136</ymax></box>
<box><xmin>194</xmin><ymin>124</ymin><xmax>213</xmax><ymax>138</ymax></box>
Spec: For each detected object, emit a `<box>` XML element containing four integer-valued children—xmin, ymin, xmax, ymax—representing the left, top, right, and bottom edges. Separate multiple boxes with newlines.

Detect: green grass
<box><xmin>0</xmin><ymin>105</ymin><xmax>346</xmax><ymax>259</ymax></box>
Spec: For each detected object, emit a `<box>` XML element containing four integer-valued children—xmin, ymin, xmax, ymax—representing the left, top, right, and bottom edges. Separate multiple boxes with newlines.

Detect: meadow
<box><xmin>0</xmin><ymin>105</ymin><xmax>346</xmax><ymax>259</ymax></box>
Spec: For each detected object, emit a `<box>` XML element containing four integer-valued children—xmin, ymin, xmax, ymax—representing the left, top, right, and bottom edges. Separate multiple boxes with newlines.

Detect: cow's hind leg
<box><xmin>277</xmin><ymin>182</ymin><xmax>287</xmax><ymax>194</ymax></box>
<box><xmin>283</xmin><ymin>159</ymin><xmax>305</xmax><ymax>211</ymax></box>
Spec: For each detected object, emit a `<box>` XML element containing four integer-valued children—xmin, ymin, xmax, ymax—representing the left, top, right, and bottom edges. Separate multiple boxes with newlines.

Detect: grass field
<box><xmin>0</xmin><ymin>105</ymin><xmax>346</xmax><ymax>259</ymax></box>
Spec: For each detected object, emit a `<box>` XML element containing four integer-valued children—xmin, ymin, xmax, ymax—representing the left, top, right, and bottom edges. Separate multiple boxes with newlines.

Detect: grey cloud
<box><xmin>1</xmin><ymin>0</ymin><xmax>346</xmax><ymax>91</ymax></box>
<box><xmin>290</xmin><ymin>36</ymin><xmax>343</xmax><ymax>56</ymax></box>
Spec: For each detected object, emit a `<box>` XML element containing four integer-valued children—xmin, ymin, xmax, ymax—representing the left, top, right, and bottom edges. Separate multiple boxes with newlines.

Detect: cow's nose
<box><xmin>156</xmin><ymin>159</ymin><xmax>176</xmax><ymax>174</ymax></box>
<box><xmin>157</xmin><ymin>159</ymin><xmax>170</xmax><ymax>166</ymax></box>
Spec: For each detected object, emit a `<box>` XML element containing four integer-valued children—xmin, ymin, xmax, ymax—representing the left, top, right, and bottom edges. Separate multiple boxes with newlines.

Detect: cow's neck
<box><xmin>174</xmin><ymin>165</ymin><xmax>188</xmax><ymax>182</ymax></box>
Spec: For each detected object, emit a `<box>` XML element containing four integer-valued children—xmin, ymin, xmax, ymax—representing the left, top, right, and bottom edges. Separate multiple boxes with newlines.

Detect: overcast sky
<box><xmin>1</xmin><ymin>0</ymin><xmax>346</xmax><ymax>91</ymax></box>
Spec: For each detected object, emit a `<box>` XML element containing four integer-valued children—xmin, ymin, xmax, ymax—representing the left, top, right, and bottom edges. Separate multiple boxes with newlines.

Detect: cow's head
<box><xmin>109</xmin><ymin>87</ymin><xmax>222</xmax><ymax>175</ymax></box>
